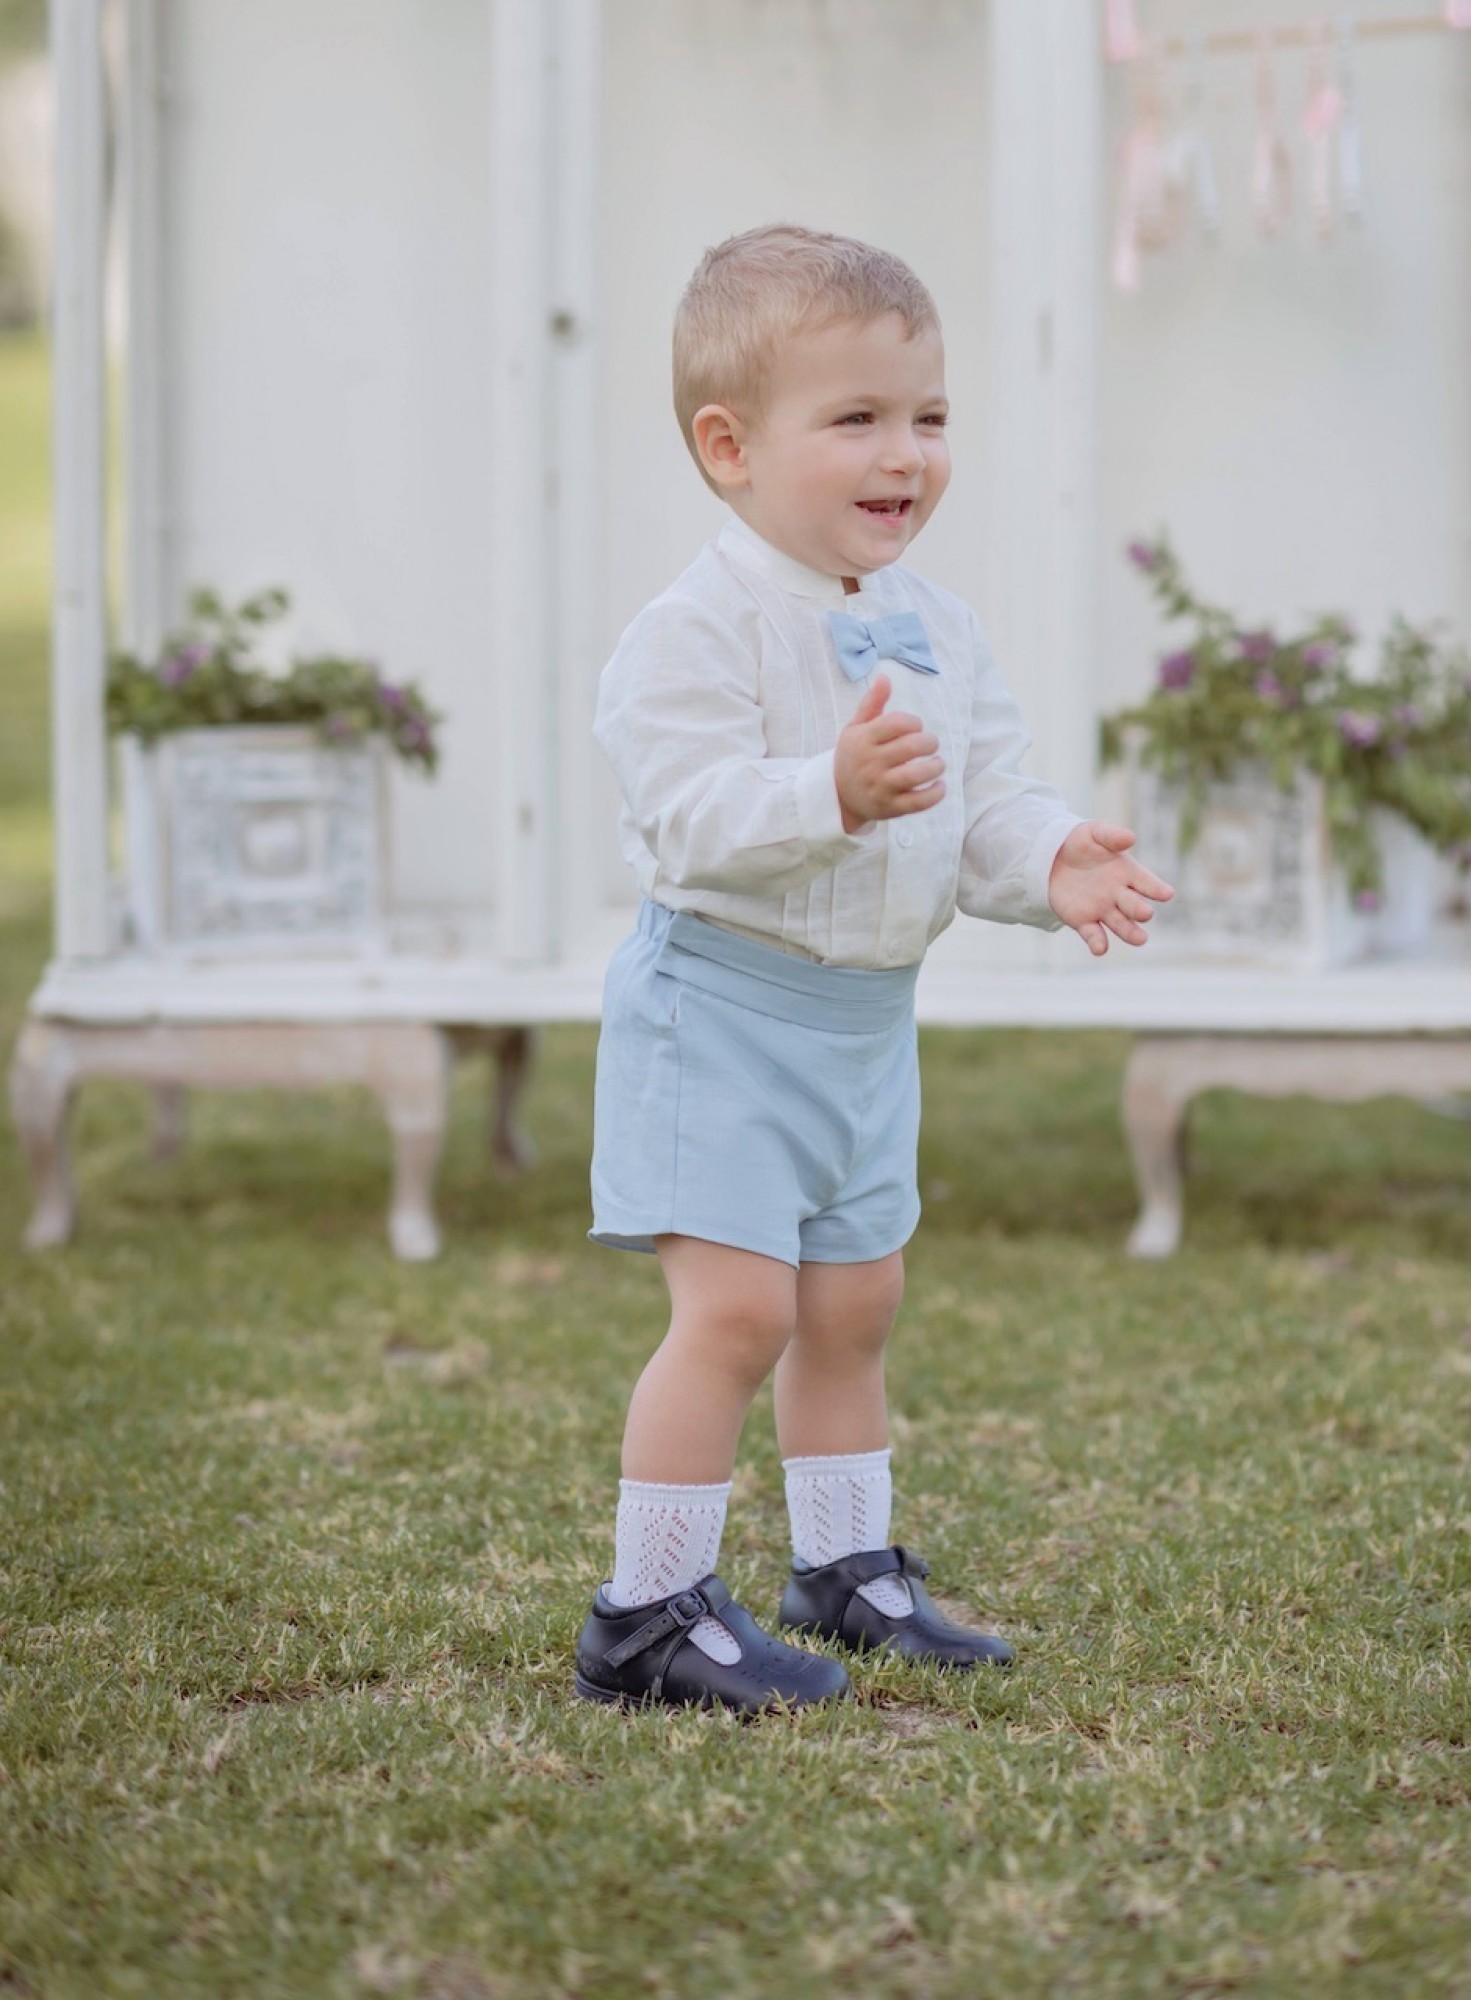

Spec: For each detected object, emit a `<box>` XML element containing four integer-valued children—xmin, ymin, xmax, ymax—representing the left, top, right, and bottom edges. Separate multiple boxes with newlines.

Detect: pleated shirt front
<box><xmin>593</xmin><ymin>516</ymin><xmax>1081</xmax><ymax>969</ymax></box>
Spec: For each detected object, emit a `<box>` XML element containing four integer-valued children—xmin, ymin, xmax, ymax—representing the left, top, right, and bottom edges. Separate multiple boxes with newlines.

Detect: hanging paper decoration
<box><xmin>1112</xmin><ymin>46</ymin><xmax>1172</xmax><ymax>291</ymax></box>
<box><xmin>1104</xmin><ymin>0</ymin><xmax>1144</xmax><ymax>63</ymax></box>
<box><xmin>1335</xmin><ymin>9</ymin><xmax>1366</xmax><ymax>225</ymax></box>
<box><xmin>1302</xmin><ymin>22</ymin><xmax>1346</xmax><ymax>240</ymax></box>
<box><xmin>1164</xmin><ymin>26</ymin><xmax>1221</xmax><ymax>240</ymax></box>
<box><xmin>1252</xmin><ymin>32</ymin><xmax>1293</xmax><ymax>236</ymax></box>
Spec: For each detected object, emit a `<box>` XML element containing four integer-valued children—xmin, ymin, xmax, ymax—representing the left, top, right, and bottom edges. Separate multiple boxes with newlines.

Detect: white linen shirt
<box><xmin>593</xmin><ymin>516</ymin><xmax>1082</xmax><ymax>968</ymax></box>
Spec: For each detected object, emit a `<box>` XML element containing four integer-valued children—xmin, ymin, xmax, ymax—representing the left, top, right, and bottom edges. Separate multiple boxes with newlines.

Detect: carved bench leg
<box><xmin>1122</xmin><ymin>1041</ymin><xmax>1193</xmax><ymax>1259</ymax></box>
<box><xmin>447</xmin><ymin>1024</ymin><xmax>539</xmax><ymax>1176</ymax></box>
<box><xmin>9</xmin><ymin>1020</ymin><xmax>79</xmax><ymax>1249</ymax></box>
<box><xmin>489</xmin><ymin>1024</ymin><xmax>537</xmax><ymax>1175</ymax></box>
<box><xmin>150</xmin><ymin>1083</ymin><xmax>188</xmax><ymax>1160</ymax></box>
<box><xmin>370</xmin><ymin>1026</ymin><xmax>452</xmax><ymax>1261</ymax></box>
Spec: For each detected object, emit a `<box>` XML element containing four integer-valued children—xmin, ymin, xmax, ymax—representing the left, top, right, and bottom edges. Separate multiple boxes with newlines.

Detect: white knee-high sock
<box><xmin>604</xmin><ymin>1477</ymin><xmax>741</xmax><ymax>1664</ymax></box>
<box><xmin>783</xmin><ymin>1447</ymin><xmax>913</xmax><ymax>1617</ymax></box>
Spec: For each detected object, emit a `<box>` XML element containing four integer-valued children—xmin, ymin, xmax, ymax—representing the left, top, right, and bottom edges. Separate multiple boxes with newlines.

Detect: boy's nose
<box><xmin>881</xmin><ymin>429</ymin><xmax>927</xmax><ymax>475</ymax></box>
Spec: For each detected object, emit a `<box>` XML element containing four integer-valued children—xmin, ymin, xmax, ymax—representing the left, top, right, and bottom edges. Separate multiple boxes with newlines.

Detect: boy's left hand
<box><xmin>1048</xmin><ymin>821</ymin><xmax>1174</xmax><ymax>956</ymax></box>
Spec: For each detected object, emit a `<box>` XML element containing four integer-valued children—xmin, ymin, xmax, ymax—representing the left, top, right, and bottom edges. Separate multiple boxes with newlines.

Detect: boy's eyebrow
<box><xmin>815</xmin><ymin>389</ymin><xmax>950</xmax><ymax>414</ymax></box>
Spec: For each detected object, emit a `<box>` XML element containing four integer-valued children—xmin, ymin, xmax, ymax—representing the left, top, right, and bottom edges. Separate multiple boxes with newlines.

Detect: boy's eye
<box><xmin>837</xmin><ymin>412</ymin><xmax>873</xmax><ymax>426</ymax></box>
<box><xmin>920</xmin><ymin>413</ymin><xmax>949</xmax><ymax>428</ymax></box>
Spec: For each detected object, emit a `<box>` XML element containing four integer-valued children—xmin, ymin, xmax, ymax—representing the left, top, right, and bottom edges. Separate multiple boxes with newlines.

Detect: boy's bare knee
<box><xmin>657</xmin><ymin>1234</ymin><xmax>796</xmax><ymax>1385</ymax></box>
<box><xmin>795</xmin><ymin>1251</ymin><xmax>905</xmax><ymax>1358</ymax></box>
<box><xmin>686</xmin><ymin>1293</ymin><xmax>795</xmax><ymax>1384</ymax></box>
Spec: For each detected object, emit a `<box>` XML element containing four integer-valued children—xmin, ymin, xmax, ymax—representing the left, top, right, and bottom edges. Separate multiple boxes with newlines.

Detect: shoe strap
<box><xmin>604</xmin><ymin>1578</ymin><xmax>729</xmax><ymax>1670</ymax></box>
<box><xmin>832</xmin><ymin>1545</ymin><xmax>931</xmax><ymax>1587</ymax></box>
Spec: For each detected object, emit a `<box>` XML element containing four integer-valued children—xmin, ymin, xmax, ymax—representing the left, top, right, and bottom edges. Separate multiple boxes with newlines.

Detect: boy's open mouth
<box><xmin>857</xmin><ymin>498</ymin><xmax>913</xmax><ymax>519</ymax></box>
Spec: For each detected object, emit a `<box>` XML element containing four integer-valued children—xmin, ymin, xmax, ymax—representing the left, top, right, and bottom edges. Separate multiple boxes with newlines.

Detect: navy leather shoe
<box><xmin>574</xmin><ymin>1573</ymin><xmax>851</xmax><ymax>1713</ymax></box>
<box><xmin>778</xmin><ymin>1546</ymin><xmax>1015</xmax><ymax>1670</ymax></box>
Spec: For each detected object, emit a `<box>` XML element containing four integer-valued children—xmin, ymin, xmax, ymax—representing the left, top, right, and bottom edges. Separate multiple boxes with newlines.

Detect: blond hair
<box><xmin>672</xmin><ymin>224</ymin><xmax>939</xmax><ymax>490</ymax></box>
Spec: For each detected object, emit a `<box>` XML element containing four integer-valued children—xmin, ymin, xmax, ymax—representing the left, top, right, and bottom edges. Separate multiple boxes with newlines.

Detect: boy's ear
<box><xmin>692</xmin><ymin>404</ymin><xmax>750</xmax><ymax>491</ymax></box>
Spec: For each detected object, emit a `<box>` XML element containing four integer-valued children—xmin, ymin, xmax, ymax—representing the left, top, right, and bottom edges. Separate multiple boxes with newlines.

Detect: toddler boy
<box><xmin>575</xmin><ymin>225</ymin><xmax>1171</xmax><ymax>1712</ymax></box>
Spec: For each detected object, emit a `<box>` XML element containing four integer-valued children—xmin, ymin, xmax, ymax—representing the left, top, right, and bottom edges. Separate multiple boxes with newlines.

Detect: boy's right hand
<box><xmin>834</xmin><ymin>674</ymin><xmax>946</xmax><ymax>834</ymax></box>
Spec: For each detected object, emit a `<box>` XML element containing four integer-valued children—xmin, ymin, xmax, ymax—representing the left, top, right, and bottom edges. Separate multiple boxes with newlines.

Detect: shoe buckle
<box><xmin>669</xmin><ymin>1589</ymin><xmax>707</xmax><ymax>1627</ymax></box>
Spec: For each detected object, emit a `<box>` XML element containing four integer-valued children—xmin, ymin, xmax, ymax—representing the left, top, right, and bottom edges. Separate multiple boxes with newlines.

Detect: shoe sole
<box><xmin>574</xmin><ymin>1670</ymin><xmax>640</xmax><ymax>1708</ymax></box>
<box><xmin>574</xmin><ymin>1671</ymin><xmax>710</xmax><ymax>1712</ymax></box>
<box><xmin>573</xmin><ymin>1669</ymin><xmax>849</xmax><ymax>1713</ymax></box>
<box><xmin>778</xmin><ymin>1619</ymin><xmax>1013</xmax><ymax>1670</ymax></box>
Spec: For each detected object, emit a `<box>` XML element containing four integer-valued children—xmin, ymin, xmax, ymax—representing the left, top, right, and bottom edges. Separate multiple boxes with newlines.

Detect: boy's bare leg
<box><xmin>772</xmin><ymin>1251</ymin><xmax>905</xmax><ymax>1458</ymax></box>
<box><xmin>619</xmin><ymin>1235</ymin><xmax>798</xmax><ymax>1483</ymax></box>
<box><xmin>581</xmin><ymin>1234</ymin><xmax>852</xmax><ymax>1705</ymax></box>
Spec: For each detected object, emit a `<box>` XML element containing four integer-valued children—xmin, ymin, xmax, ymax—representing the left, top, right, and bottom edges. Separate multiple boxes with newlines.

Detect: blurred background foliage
<box><xmin>0</xmin><ymin>0</ymin><xmax>44</xmax><ymax>59</ymax></box>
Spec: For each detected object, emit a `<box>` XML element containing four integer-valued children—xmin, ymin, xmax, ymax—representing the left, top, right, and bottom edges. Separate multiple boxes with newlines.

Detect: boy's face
<box><xmin>697</xmin><ymin>313</ymin><xmax>951</xmax><ymax>581</ymax></box>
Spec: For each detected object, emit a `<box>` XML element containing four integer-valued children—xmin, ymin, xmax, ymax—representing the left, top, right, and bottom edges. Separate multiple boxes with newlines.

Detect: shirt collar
<box><xmin>717</xmin><ymin>515</ymin><xmax>884</xmax><ymax>605</ymax></box>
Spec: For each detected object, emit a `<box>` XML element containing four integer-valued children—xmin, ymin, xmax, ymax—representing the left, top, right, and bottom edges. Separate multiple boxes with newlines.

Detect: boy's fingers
<box><xmin>1131</xmin><ymin>868</ymin><xmax>1174</xmax><ymax>902</ymax></box>
<box><xmin>852</xmin><ymin>674</ymin><xmax>892</xmax><ymax>723</ymax></box>
<box><xmin>1078</xmin><ymin>920</ymin><xmax>1109</xmax><ymax>957</ymax></box>
<box><xmin>1103</xmin><ymin>909</ymin><xmax>1150</xmax><ymax>947</ymax></box>
<box><xmin>1089</xmin><ymin>821</ymin><xmax>1137</xmax><ymax>854</ymax></box>
<box><xmin>867</xmin><ymin>711</ymin><xmax>927</xmax><ymax>745</ymax></box>
<box><xmin>888</xmin><ymin>755</ymin><xmax>946</xmax><ymax>793</ymax></box>
<box><xmin>892</xmin><ymin>777</ymin><xmax>946</xmax><ymax>813</ymax></box>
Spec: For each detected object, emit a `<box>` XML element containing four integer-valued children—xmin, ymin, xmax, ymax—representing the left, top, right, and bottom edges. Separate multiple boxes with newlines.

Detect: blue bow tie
<box><xmin>827</xmin><ymin>609</ymin><xmax>939</xmax><ymax>683</ymax></box>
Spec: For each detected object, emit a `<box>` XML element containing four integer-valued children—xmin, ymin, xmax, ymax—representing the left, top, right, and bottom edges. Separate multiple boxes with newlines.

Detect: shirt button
<box><xmin>885</xmin><ymin>938</ymin><xmax>904</xmax><ymax>960</ymax></box>
<box><xmin>895</xmin><ymin>828</ymin><xmax>914</xmax><ymax>849</ymax></box>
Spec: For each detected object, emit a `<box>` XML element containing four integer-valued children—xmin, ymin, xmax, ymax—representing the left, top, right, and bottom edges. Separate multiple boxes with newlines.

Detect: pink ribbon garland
<box><xmin>1302</xmin><ymin>22</ymin><xmax>1345</xmax><ymax>240</ymax></box>
<box><xmin>1336</xmin><ymin>13</ymin><xmax>1366</xmax><ymax>225</ymax></box>
<box><xmin>1104</xmin><ymin>0</ymin><xmax>1144</xmax><ymax>63</ymax></box>
<box><xmin>1252</xmin><ymin>32</ymin><xmax>1293</xmax><ymax>237</ymax></box>
<box><xmin>1112</xmin><ymin>45</ymin><xmax>1174</xmax><ymax>292</ymax></box>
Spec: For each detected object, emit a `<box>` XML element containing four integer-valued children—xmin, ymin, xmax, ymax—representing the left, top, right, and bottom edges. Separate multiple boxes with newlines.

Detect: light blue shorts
<box><xmin>590</xmin><ymin>900</ymin><xmax>921</xmax><ymax>1268</ymax></box>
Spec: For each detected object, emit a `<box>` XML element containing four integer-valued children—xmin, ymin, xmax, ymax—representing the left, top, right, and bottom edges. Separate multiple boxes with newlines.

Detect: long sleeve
<box><xmin>955</xmin><ymin>613</ymin><xmax>1081</xmax><ymax>930</ymax></box>
<box><xmin>594</xmin><ymin>597</ymin><xmax>864</xmax><ymax>897</ymax></box>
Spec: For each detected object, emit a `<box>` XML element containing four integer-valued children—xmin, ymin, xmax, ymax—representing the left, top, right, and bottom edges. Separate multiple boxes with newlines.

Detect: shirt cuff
<box><xmin>1028</xmin><ymin>814</ymin><xmax>1085</xmax><ymax>931</ymax></box>
<box><xmin>795</xmin><ymin>749</ymin><xmax>868</xmax><ymax>850</ymax></box>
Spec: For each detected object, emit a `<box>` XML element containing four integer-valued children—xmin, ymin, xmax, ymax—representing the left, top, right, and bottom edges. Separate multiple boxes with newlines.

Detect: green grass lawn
<box><xmin>1</xmin><ymin>330</ymin><xmax>1469</xmax><ymax>2000</ymax></box>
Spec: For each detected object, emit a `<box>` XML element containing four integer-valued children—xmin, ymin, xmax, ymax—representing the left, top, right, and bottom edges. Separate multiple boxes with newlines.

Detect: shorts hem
<box><xmin>589</xmin><ymin>1215</ymin><xmax>801</xmax><ymax>1268</ymax></box>
<box><xmin>795</xmin><ymin>1208</ymin><xmax>921</xmax><ymax>1266</ymax></box>
<box><xmin>589</xmin><ymin>1206</ymin><xmax>920</xmax><ymax>1268</ymax></box>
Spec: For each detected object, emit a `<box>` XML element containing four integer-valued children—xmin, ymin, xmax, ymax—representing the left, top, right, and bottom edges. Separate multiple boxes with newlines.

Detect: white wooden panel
<box><xmin>597</xmin><ymin>0</ymin><xmax>1018</xmax><ymax>928</ymax></box>
<box><xmin>155</xmin><ymin>3</ymin><xmax>498</xmax><ymax>919</ymax></box>
<box><xmin>985</xmin><ymin>0</ymin><xmax>1102</xmax><ymax>835</ymax></box>
<box><xmin>50</xmin><ymin>0</ymin><xmax>111</xmax><ymax>960</ymax></box>
<box><xmin>488</xmin><ymin>0</ymin><xmax>554</xmax><ymax>962</ymax></box>
<box><xmin>30</xmin><ymin>934</ymin><xmax>1471</xmax><ymax>1033</ymax></box>
<box><xmin>1098</xmin><ymin>4</ymin><xmax>1471</xmax><ymax>714</ymax></box>
<box><xmin>550</xmin><ymin>0</ymin><xmax>605</xmax><ymax>961</ymax></box>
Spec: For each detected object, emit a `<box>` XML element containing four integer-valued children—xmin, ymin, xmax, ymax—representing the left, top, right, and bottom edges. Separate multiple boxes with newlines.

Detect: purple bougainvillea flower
<box><xmin>1128</xmin><ymin>540</ymin><xmax>1163</xmax><ymax>573</ymax></box>
<box><xmin>1238</xmin><ymin>629</ymin><xmax>1277</xmax><ymax>664</ymax></box>
<box><xmin>1254</xmin><ymin>670</ymin><xmax>1285</xmax><ymax>704</ymax></box>
<box><xmin>159</xmin><ymin>642</ymin><xmax>209</xmax><ymax>687</ymax></box>
<box><xmin>1354</xmin><ymin>887</ymin><xmax>1382</xmax><ymax>913</ymax></box>
<box><xmin>1336</xmin><ymin>710</ymin><xmax>1382</xmax><ymax>749</ymax></box>
<box><xmin>1393</xmin><ymin>703</ymin><xmax>1424</xmax><ymax>731</ymax></box>
<box><xmin>1158</xmin><ymin>649</ymin><xmax>1196</xmax><ymax>690</ymax></box>
<box><xmin>1301</xmin><ymin>641</ymin><xmax>1337</xmax><ymax>672</ymax></box>
<box><xmin>377</xmin><ymin>682</ymin><xmax>406</xmax><ymax>710</ymax></box>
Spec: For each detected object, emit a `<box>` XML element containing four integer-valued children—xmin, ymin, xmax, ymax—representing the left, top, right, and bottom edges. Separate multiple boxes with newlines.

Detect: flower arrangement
<box><xmin>106</xmin><ymin>587</ymin><xmax>442</xmax><ymax>773</ymax></box>
<box><xmin>1099</xmin><ymin>537</ymin><xmax>1471</xmax><ymax>901</ymax></box>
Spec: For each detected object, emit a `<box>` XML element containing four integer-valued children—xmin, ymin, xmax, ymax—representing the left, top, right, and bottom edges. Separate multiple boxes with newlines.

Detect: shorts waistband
<box><xmin>639</xmin><ymin>900</ymin><xmax>918</xmax><ymax>1032</ymax></box>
